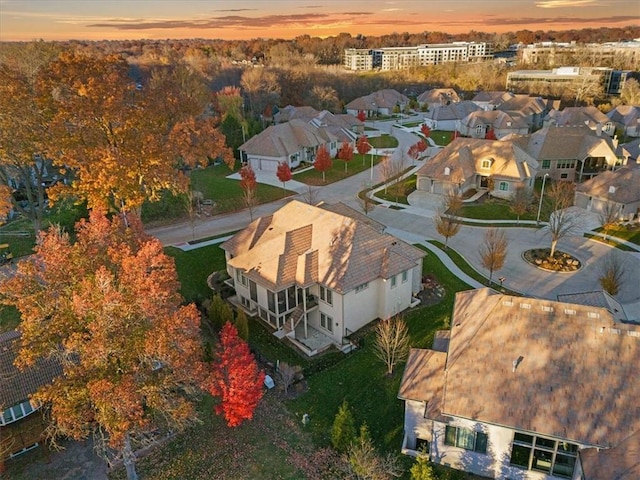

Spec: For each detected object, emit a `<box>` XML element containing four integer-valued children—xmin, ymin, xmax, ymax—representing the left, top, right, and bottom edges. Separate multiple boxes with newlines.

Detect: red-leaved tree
<box><xmin>485</xmin><ymin>128</ymin><xmax>497</xmax><ymax>140</ymax></box>
<box><xmin>356</xmin><ymin>135</ymin><xmax>372</xmax><ymax>166</ymax></box>
<box><xmin>356</xmin><ymin>110</ymin><xmax>366</xmax><ymax>122</ymax></box>
<box><xmin>337</xmin><ymin>141</ymin><xmax>354</xmax><ymax>172</ymax></box>
<box><xmin>314</xmin><ymin>145</ymin><xmax>332</xmax><ymax>183</ymax></box>
<box><xmin>421</xmin><ymin>124</ymin><xmax>431</xmax><ymax>137</ymax></box>
<box><xmin>206</xmin><ymin>322</ymin><xmax>265</xmax><ymax>427</ymax></box>
<box><xmin>239</xmin><ymin>164</ymin><xmax>257</xmax><ymax>220</ymax></box>
<box><xmin>276</xmin><ymin>161</ymin><xmax>292</xmax><ymax>197</ymax></box>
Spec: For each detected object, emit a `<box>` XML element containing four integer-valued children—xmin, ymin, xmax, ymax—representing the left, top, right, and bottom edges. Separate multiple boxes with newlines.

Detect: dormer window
<box><xmin>481</xmin><ymin>159</ymin><xmax>492</xmax><ymax>169</ymax></box>
<box><xmin>444</xmin><ymin>167</ymin><xmax>451</xmax><ymax>176</ymax></box>
<box><xmin>609</xmin><ymin>185</ymin><xmax>616</xmax><ymax>194</ymax></box>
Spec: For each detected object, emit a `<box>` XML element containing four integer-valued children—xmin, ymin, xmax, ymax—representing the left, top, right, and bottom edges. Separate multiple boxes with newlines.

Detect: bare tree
<box><xmin>278</xmin><ymin>361</ymin><xmax>301</xmax><ymax>395</ymax></box>
<box><xmin>599</xmin><ymin>200</ymin><xmax>620</xmax><ymax>241</ymax></box>
<box><xmin>359</xmin><ymin>184</ymin><xmax>376</xmax><ymax>216</ymax></box>
<box><xmin>544</xmin><ymin>181</ymin><xmax>581</xmax><ymax>257</ymax></box>
<box><xmin>599</xmin><ymin>251</ymin><xmax>626</xmax><ymax>296</ymax></box>
<box><xmin>478</xmin><ymin>228</ymin><xmax>509</xmax><ymax>286</ymax></box>
<box><xmin>510</xmin><ymin>185</ymin><xmax>533</xmax><ymax>224</ymax></box>
<box><xmin>372</xmin><ymin>316</ymin><xmax>410</xmax><ymax>376</ymax></box>
<box><xmin>434</xmin><ymin>193</ymin><xmax>462</xmax><ymax>249</ymax></box>
<box><xmin>301</xmin><ymin>185</ymin><xmax>320</xmax><ymax>205</ymax></box>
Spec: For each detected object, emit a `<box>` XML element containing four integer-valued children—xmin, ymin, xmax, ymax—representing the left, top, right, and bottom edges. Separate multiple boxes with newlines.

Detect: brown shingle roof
<box><xmin>460</xmin><ymin>110</ymin><xmax>529</xmax><ymax>131</ymax></box>
<box><xmin>439</xmin><ymin>288</ymin><xmax>639</xmax><ymax>448</ymax></box>
<box><xmin>398</xmin><ymin>349</ymin><xmax>448</xmax><ymax>422</ymax></box>
<box><xmin>0</xmin><ymin>330</ymin><xmax>63</xmax><ymax>408</ymax></box>
<box><xmin>221</xmin><ymin>200</ymin><xmax>425</xmax><ymax>293</ymax></box>
<box><xmin>547</xmin><ymin>106</ymin><xmax>610</xmax><ymax>128</ymax></box>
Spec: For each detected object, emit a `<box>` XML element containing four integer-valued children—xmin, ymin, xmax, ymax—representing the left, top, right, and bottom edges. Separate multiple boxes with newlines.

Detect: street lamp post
<box><xmin>365</xmin><ymin>142</ymin><xmax>375</xmax><ymax>183</ymax></box>
<box><xmin>536</xmin><ymin>173</ymin><xmax>550</xmax><ymax>226</ymax></box>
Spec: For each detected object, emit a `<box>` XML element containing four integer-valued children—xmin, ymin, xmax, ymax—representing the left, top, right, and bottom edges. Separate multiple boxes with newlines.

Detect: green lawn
<box><xmin>294</xmin><ymin>154</ymin><xmax>384</xmax><ymax>186</ymax></box>
<box><xmin>583</xmin><ymin>233</ymin><xmax>638</xmax><ymax>252</ymax></box>
<box><xmin>374</xmin><ymin>175</ymin><xmax>416</xmax><ymax>205</ymax></box>
<box><xmin>164</xmin><ymin>243</ymin><xmax>227</xmax><ymax>305</ymax></box>
<box><xmin>458</xmin><ymin>199</ymin><xmax>542</xmax><ymax>222</ymax></box>
<box><xmin>368</xmin><ymin>134</ymin><xmax>399</xmax><ymax>149</ymax></box>
<box><xmin>430</xmin><ymin>130</ymin><xmax>454</xmax><ymax>146</ymax></box>
<box><xmin>190</xmin><ymin>165</ymin><xmax>293</xmax><ymax>213</ymax></box>
<box><xmin>594</xmin><ymin>224</ymin><xmax>640</xmax><ymax>246</ymax></box>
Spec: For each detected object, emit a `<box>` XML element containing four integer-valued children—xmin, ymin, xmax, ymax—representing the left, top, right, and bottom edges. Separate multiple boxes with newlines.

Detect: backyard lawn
<box><xmin>430</xmin><ymin>130</ymin><xmax>454</xmax><ymax>146</ymax></box>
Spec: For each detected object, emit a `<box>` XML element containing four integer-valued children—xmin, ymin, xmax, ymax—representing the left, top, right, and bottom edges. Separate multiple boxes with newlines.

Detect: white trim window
<box><xmin>481</xmin><ymin>159</ymin><xmax>491</xmax><ymax>169</ymax></box>
<box><xmin>320</xmin><ymin>312</ymin><xmax>333</xmax><ymax>332</ymax></box>
<box><xmin>499</xmin><ymin>181</ymin><xmax>509</xmax><ymax>191</ymax></box>
<box><xmin>402</xmin><ymin>271</ymin><xmax>408</xmax><ymax>283</ymax></box>
<box><xmin>320</xmin><ymin>286</ymin><xmax>333</xmax><ymax>305</ymax></box>
<box><xmin>390</xmin><ymin>275</ymin><xmax>397</xmax><ymax>289</ymax></box>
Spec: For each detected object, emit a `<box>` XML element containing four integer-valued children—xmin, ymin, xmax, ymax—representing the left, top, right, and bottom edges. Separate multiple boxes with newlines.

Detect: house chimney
<box><xmin>596</xmin><ymin>124</ymin><xmax>602</xmax><ymax>136</ymax></box>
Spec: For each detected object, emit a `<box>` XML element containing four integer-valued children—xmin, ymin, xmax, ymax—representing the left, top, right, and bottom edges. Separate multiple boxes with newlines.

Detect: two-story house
<box><xmin>220</xmin><ymin>200</ymin><xmax>425</xmax><ymax>356</ymax></box>
<box><xmin>415</xmin><ymin>138</ymin><xmax>538</xmax><ymax>199</ymax></box>
<box><xmin>399</xmin><ymin>288</ymin><xmax>639</xmax><ymax>480</ymax></box>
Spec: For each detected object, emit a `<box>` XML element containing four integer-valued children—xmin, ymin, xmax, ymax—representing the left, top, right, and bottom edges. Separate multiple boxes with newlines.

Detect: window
<box><xmin>402</xmin><ymin>271</ymin><xmax>408</xmax><ymax>283</ymax></box>
<box><xmin>560</xmin><ymin>173</ymin><xmax>568</xmax><ymax>179</ymax></box>
<box><xmin>556</xmin><ymin>160</ymin><xmax>575</xmax><ymax>169</ymax></box>
<box><xmin>320</xmin><ymin>312</ymin><xmax>333</xmax><ymax>332</ymax></box>
<box><xmin>355</xmin><ymin>282</ymin><xmax>369</xmax><ymax>293</ymax></box>
<box><xmin>481</xmin><ymin>159</ymin><xmax>491</xmax><ymax>169</ymax></box>
<box><xmin>0</xmin><ymin>400</ymin><xmax>37</xmax><ymax>426</ymax></box>
<box><xmin>499</xmin><ymin>182</ymin><xmax>509</xmax><ymax>191</ymax></box>
<box><xmin>390</xmin><ymin>276</ymin><xmax>397</xmax><ymax>288</ymax></box>
<box><xmin>235</xmin><ymin>269</ymin><xmax>247</xmax><ymax>287</ymax></box>
<box><xmin>320</xmin><ymin>286</ymin><xmax>333</xmax><ymax>305</ymax></box>
<box><xmin>541</xmin><ymin>160</ymin><xmax>551</xmax><ymax>169</ymax></box>
<box><xmin>249</xmin><ymin>280</ymin><xmax>257</xmax><ymax>302</ymax></box>
<box><xmin>509</xmin><ymin>432</ymin><xmax>577</xmax><ymax>478</ymax></box>
<box><xmin>444</xmin><ymin>426</ymin><xmax>487</xmax><ymax>454</ymax></box>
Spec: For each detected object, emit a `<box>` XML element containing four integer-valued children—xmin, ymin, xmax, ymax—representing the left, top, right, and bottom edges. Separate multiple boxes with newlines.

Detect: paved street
<box><xmin>146</xmin><ymin>126</ymin><xmax>640</xmax><ymax>321</ymax></box>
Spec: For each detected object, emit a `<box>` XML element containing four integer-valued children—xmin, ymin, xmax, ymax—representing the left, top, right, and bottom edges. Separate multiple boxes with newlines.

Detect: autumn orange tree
<box><xmin>337</xmin><ymin>140</ymin><xmax>354</xmax><ymax>172</ymax></box>
<box><xmin>205</xmin><ymin>322</ymin><xmax>264</xmax><ymax>427</ymax></box>
<box><xmin>239</xmin><ymin>164</ymin><xmax>258</xmax><ymax>220</ymax></box>
<box><xmin>0</xmin><ymin>210</ymin><xmax>205</xmax><ymax>480</ymax></box>
<box><xmin>0</xmin><ymin>51</ymin><xmax>61</xmax><ymax>232</ymax></box>
<box><xmin>313</xmin><ymin>145</ymin><xmax>332</xmax><ymax>183</ymax></box>
<box><xmin>44</xmin><ymin>53</ymin><xmax>232</xmax><ymax>215</ymax></box>
<box><xmin>356</xmin><ymin>135</ymin><xmax>372</xmax><ymax>166</ymax></box>
<box><xmin>276</xmin><ymin>161</ymin><xmax>292</xmax><ymax>196</ymax></box>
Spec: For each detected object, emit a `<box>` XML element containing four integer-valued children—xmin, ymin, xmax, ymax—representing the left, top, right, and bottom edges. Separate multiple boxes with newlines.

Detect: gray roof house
<box><xmin>545</xmin><ymin>106</ymin><xmax>615</xmax><ymax>136</ymax></box>
<box><xmin>345</xmin><ymin>89</ymin><xmax>409</xmax><ymax>118</ymax></box>
<box><xmin>398</xmin><ymin>288</ymin><xmax>640</xmax><ymax>480</ymax></box>
<box><xmin>416</xmin><ymin>88</ymin><xmax>460</xmax><ymax>110</ymax></box>
<box><xmin>607</xmin><ymin>105</ymin><xmax>640</xmax><ymax>137</ymax></box>
<box><xmin>512</xmin><ymin>125</ymin><xmax>622</xmax><ymax>182</ymax></box>
<box><xmin>238</xmin><ymin>119</ymin><xmax>339</xmax><ymax>171</ymax></box>
<box><xmin>458</xmin><ymin>110</ymin><xmax>530</xmax><ymax>139</ymax></box>
<box><xmin>574</xmin><ymin>166</ymin><xmax>640</xmax><ymax>221</ymax></box>
<box><xmin>470</xmin><ymin>91</ymin><xmax>515</xmax><ymax>111</ymax></box>
<box><xmin>422</xmin><ymin>101</ymin><xmax>481</xmax><ymax>131</ymax></box>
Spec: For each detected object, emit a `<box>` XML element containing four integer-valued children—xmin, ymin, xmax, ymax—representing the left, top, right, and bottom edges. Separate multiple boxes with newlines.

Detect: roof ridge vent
<box><xmin>520</xmin><ymin>303</ymin><xmax>531</xmax><ymax>309</ymax></box>
<box><xmin>564</xmin><ymin>308</ymin><xmax>576</xmax><ymax>315</ymax></box>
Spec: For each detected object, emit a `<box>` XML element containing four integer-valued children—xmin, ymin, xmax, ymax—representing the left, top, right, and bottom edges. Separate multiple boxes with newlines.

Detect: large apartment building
<box><xmin>519</xmin><ymin>41</ymin><xmax>640</xmax><ymax>68</ymax></box>
<box><xmin>344</xmin><ymin>42</ymin><xmax>493</xmax><ymax>71</ymax></box>
<box><xmin>506</xmin><ymin>66</ymin><xmax>631</xmax><ymax>96</ymax></box>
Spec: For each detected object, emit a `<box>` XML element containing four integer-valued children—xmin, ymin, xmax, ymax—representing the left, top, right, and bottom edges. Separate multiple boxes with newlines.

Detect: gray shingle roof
<box><xmin>239</xmin><ymin>119</ymin><xmax>337</xmax><ymax>157</ymax></box>
<box><xmin>575</xmin><ymin>166</ymin><xmax>640</xmax><ymax>204</ymax></box>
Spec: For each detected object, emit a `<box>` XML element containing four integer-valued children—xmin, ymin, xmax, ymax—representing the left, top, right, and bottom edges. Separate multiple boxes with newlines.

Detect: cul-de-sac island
<box><xmin>1</xmin><ymin>3</ymin><xmax>639</xmax><ymax>479</ymax></box>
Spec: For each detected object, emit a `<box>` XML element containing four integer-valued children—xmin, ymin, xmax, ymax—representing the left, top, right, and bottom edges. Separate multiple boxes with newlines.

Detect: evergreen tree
<box><xmin>235</xmin><ymin>308</ymin><xmax>249</xmax><ymax>341</ymax></box>
<box><xmin>331</xmin><ymin>400</ymin><xmax>356</xmax><ymax>452</ymax></box>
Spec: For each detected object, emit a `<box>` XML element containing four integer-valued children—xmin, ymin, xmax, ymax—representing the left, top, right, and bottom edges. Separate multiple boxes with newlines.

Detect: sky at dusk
<box><xmin>1</xmin><ymin>0</ymin><xmax>639</xmax><ymax>42</ymax></box>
